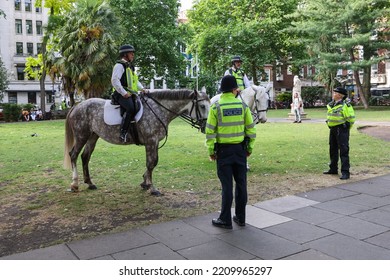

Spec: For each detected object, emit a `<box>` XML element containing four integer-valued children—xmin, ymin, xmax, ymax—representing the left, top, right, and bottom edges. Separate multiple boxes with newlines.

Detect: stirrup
<box><xmin>120</xmin><ymin>132</ymin><xmax>127</xmax><ymax>142</ymax></box>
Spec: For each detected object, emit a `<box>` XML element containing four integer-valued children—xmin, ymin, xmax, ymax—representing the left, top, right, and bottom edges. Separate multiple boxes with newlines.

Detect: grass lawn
<box><xmin>1</xmin><ymin>106</ymin><xmax>390</xmax><ymax>256</ymax></box>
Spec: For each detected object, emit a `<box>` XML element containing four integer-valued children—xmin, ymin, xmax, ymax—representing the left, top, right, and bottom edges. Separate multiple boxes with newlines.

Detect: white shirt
<box><xmin>111</xmin><ymin>61</ymin><xmax>144</xmax><ymax>96</ymax></box>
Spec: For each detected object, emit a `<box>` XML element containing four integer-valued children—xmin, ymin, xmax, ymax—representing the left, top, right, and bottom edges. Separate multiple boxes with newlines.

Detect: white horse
<box><xmin>210</xmin><ymin>84</ymin><xmax>270</xmax><ymax>124</ymax></box>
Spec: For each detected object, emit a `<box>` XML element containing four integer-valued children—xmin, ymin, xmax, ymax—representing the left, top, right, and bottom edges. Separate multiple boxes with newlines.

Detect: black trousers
<box><xmin>116</xmin><ymin>93</ymin><xmax>136</xmax><ymax>131</ymax></box>
<box><xmin>328</xmin><ymin>125</ymin><xmax>350</xmax><ymax>174</ymax></box>
<box><xmin>216</xmin><ymin>143</ymin><xmax>247</xmax><ymax>224</ymax></box>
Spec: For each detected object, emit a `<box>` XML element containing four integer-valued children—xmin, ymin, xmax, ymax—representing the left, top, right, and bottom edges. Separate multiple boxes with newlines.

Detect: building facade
<box><xmin>0</xmin><ymin>0</ymin><xmax>59</xmax><ymax>112</ymax></box>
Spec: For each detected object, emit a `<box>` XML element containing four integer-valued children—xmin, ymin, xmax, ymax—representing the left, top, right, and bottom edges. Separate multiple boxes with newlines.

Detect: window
<box><xmin>15</xmin><ymin>19</ymin><xmax>23</xmax><ymax>34</ymax></box>
<box><xmin>9</xmin><ymin>93</ymin><xmax>18</xmax><ymax>104</ymax></box>
<box><xmin>17</xmin><ymin>67</ymin><xmax>25</xmax><ymax>80</ymax></box>
<box><xmin>27</xmin><ymin>43</ymin><xmax>34</xmax><ymax>55</ymax></box>
<box><xmin>16</xmin><ymin>42</ymin><xmax>23</xmax><ymax>55</ymax></box>
<box><xmin>36</xmin><ymin>21</ymin><xmax>43</xmax><ymax>35</ymax></box>
<box><xmin>37</xmin><ymin>43</ymin><xmax>42</xmax><ymax>54</ymax></box>
<box><xmin>28</xmin><ymin>92</ymin><xmax>37</xmax><ymax>104</ymax></box>
<box><xmin>47</xmin><ymin>92</ymin><xmax>55</xmax><ymax>103</ymax></box>
<box><xmin>36</xmin><ymin>6</ymin><xmax>42</xmax><ymax>13</ymax></box>
<box><xmin>15</xmin><ymin>0</ymin><xmax>21</xmax><ymax>11</ymax></box>
<box><xmin>25</xmin><ymin>0</ymin><xmax>32</xmax><ymax>12</ymax></box>
<box><xmin>26</xmin><ymin>20</ymin><xmax>33</xmax><ymax>34</ymax></box>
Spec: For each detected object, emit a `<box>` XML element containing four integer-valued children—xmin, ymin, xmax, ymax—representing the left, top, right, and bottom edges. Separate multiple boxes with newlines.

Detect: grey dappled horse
<box><xmin>210</xmin><ymin>84</ymin><xmax>269</xmax><ymax>124</ymax></box>
<box><xmin>64</xmin><ymin>89</ymin><xmax>210</xmax><ymax>196</ymax></box>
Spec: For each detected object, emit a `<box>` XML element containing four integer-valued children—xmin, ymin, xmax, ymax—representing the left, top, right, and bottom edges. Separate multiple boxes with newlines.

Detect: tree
<box><xmin>110</xmin><ymin>0</ymin><xmax>186</xmax><ymax>86</ymax></box>
<box><xmin>53</xmin><ymin>0</ymin><xmax>119</xmax><ymax>99</ymax></box>
<box><xmin>34</xmin><ymin>0</ymin><xmax>76</xmax><ymax>112</ymax></box>
<box><xmin>0</xmin><ymin>56</ymin><xmax>9</xmax><ymax>102</ymax></box>
<box><xmin>289</xmin><ymin>0</ymin><xmax>390</xmax><ymax>108</ymax></box>
<box><xmin>187</xmin><ymin>0</ymin><xmax>300</xmax><ymax>86</ymax></box>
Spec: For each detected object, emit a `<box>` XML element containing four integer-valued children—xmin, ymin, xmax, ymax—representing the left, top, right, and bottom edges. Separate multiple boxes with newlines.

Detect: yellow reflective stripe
<box><xmin>218</xmin><ymin>121</ymin><xmax>245</xmax><ymax>127</ymax></box>
<box><xmin>217</xmin><ymin>131</ymin><xmax>245</xmax><ymax>138</ymax></box>
<box><xmin>206</xmin><ymin>134</ymin><xmax>217</xmax><ymax>139</ymax></box>
<box><xmin>206</xmin><ymin>123</ymin><xmax>216</xmax><ymax>130</ymax></box>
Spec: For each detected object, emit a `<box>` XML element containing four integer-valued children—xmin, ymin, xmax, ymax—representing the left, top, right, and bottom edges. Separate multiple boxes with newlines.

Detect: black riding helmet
<box><xmin>119</xmin><ymin>44</ymin><xmax>135</xmax><ymax>55</ymax></box>
<box><xmin>231</xmin><ymin>55</ymin><xmax>242</xmax><ymax>64</ymax></box>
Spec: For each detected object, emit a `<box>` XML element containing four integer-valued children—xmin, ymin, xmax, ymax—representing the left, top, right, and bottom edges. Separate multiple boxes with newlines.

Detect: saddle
<box><xmin>104</xmin><ymin>94</ymin><xmax>143</xmax><ymax>145</ymax></box>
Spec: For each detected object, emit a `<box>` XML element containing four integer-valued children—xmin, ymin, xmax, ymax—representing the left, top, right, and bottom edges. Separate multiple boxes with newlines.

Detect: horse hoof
<box><xmin>140</xmin><ymin>183</ymin><xmax>151</xmax><ymax>190</ymax></box>
<box><xmin>68</xmin><ymin>185</ymin><xmax>79</xmax><ymax>192</ymax></box>
<box><xmin>150</xmin><ymin>190</ymin><xmax>163</xmax><ymax>196</ymax></box>
<box><xmin>88</xmin><ymin>185</ymin><xmax>97</xmax><ymax>190</ymax></box>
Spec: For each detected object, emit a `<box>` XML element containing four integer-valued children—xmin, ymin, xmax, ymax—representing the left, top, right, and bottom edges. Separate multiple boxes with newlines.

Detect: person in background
<box><xmin>323</xmin><ymin>87</ymin><xmax>355</xmax><ymax>180</ymax></box>
<box><xmin>224</xmin><ymin>56</ymin><xmax>251</xmax><ymax>91</ymax></box>
<box><xmin>206</xmin><ymin>75</ymin><xmax>256</xmax><ymax>229</ymax></box>
<box><xmin>291</xmin><ymin>92</ymin><xmax>302</xmax><ymax>123</ymax></box>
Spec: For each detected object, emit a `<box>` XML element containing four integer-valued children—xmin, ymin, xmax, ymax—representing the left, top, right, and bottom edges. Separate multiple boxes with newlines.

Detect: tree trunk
<box><xmin>40</xmin><ymin>39</ymin><xmax>47</xmax><ymax>115</ymax></box>
<box><xmin>353</xmin><ymin>70</ymin><xmax>368</xmax><ymax>109</ymax></box>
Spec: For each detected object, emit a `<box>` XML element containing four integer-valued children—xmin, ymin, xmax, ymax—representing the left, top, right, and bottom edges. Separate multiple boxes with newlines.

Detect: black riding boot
<box><xmin>120</xmin><ymin>112</ymin><xmax>132</xmax><ymax>142</ymax></box>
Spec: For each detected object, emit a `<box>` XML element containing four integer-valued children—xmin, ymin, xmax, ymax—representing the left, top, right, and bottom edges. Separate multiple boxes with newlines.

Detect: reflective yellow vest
<box><xmin>229</xmin><ymin>68</ymin><xmax>245</xmax><ymax>90</ymax></box>
<box><xmin>327</xmin><ymin>100</ymin><xmax>355</xmax><ymax>128</ymax></box>
<box><xmin>206</xmin><ymin>93</ymin><xmax>256</xmax><ymax>155</ymax></box>
<box><xmin>114</xmin><ymin>61</ymin><xmax>139</xmax><ymax>93</ymax></box>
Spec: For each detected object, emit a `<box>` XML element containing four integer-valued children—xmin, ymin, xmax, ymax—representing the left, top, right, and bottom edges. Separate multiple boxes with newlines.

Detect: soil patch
<box><xmin>358</xmin><ymin>126</ymin><xmax>390</xmax><ymax>142</ymax></box>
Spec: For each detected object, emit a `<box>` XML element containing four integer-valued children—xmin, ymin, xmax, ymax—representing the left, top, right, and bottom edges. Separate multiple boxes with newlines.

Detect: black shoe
<box><xmin>340</xmin><ymin>174</ymin><xmax>350</xmax><ymax>180</ymax></box>
<box><xmin>212</xmin><ymin>218</ymin><xmax>232</xmax><ymax>229</ymax></box>
<box><xmin>293</xmin><ymin>121</ymin><xmax>297</xmax><ymax>123</ymax></box>
<box><xmin>298</xmin><ymin>121</ymin><xmax>302</xmax><ymax>123</ymax></box>
<box><xmin>233</xmin><ymin>216</ymin><xmax>245</xmax><ymax>227</ymax></box>
<box><xmin>323</xmin><ymin>170</ymin><xmax>338</xmax><ymax>175</ymax></box>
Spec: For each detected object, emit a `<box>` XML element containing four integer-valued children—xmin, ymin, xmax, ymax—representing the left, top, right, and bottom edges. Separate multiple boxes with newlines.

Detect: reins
<box><xmin>140</xmin><ymin>91</ymin><xmax>206</xmax><ymax>149</ymax></box>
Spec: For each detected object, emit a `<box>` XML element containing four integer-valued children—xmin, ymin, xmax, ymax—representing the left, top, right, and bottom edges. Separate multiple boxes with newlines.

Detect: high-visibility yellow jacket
<box><xmin>326</xmin><ymin>99</ymin><xmax>355</xmax><ymax>128</ymax></box>
<box><xmin>229</xmin><ymin>68</ymin><xmax>245</xmax><ymax>90</ymax></box>
<box><xmin>206</xmin><ymin>92</ymin><xmax>256</xmax><ymax>155</ymax></box>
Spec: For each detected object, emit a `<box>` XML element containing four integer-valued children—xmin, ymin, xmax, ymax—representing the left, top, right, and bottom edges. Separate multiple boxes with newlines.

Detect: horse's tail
<box><xmin>63</xmin><ymin>106</ymin><xmax>76</xmax><ymax>169</ymax></box>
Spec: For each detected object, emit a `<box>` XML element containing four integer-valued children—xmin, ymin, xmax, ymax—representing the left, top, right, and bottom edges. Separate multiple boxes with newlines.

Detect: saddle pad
<box><xmin>103</xmin><ymin>98</ymin><xmax>143</xmax><ymax>125</ymax></box>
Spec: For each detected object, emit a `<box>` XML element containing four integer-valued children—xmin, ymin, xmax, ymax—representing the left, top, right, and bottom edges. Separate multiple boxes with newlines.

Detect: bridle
<box><xmin>141</xmin><ymin>90</ymin><xmax>208</xmax><ymax>148</ymax></box>
<box><xmin>239</xmin><ymin>86</ymin><xmax>268</xmax><ymax>124</ymax></box>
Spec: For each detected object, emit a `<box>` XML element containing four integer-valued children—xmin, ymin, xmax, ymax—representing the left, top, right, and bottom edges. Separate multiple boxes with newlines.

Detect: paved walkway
<box><xmin>2</xmin><ymin>174</ymin><xmax>390</xmax><ymax>260</ymax></box>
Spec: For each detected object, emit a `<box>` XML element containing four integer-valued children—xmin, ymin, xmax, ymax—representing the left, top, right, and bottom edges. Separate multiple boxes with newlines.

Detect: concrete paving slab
<box><xmin>67</xmin><ymin>229</ymin><xmax>158</xmax><ymax>260</ymax></box>
<box><xmin>337</xmin><ymin>178</ymin><xmax>390</xmax><ymax>197</ymax></box>
<box><xmin>177</xmin><ymin>239</ymin><xmax>255</xmax><ymax>260</ymax></box>
<box><xmin>283</xmin><ymin>206</ymin><xmax>343</xmax><ymax>225</ymax></box>
<box><xmin>296</xmin><ymin>187</ymin><xmax>358</xmax><ymax>202</ymax></box>
<box><xmin>217</xmin><ymin>226</ymin><xmax>304</xmax><ymax>260</ymax></box>
<box><xmin>352</xmin><ymin>209</ymin><xmax>390</xmax><ymax>227</ymax></box>
<box><xmin>263</xmin><ymin>220</ymin><xmax>334</xmax><ymax>244</ymax></box>
<box><xmin>318</xmin><ymin>216</ymin><xmax>388</xmax><ymax>240</ymax></box>
<box><xmin>142</xmin><ymin>220</ymin><xmax>215</xmax><ymax>251</ymax></box>
<box><xmin>365</xmin><ymin>231</ymin><xmax>390</xmax><ymax>250</ymax></box>
<box><xmin>306</xmin><ymin>233</ymin><xmax>390</xmax><ymax>260</ymax></box>
<box><xmin>0</xmin><ymin>244</ymin><xmax>77</xmax><ymax>260</ymax></box>
<box><xmin>281</xmin><ymin>249</ymin><xmax>336</xmax><ymax>260</ymax></box>
<box><xmin>254</xmin><ymin>195</ymin><xmax>319</xmax><ymax>213</ymax></box>
<box><xmin>246</xmin><ymin>205</ymin><xmax>291</xmax><ymax>228</ymax></box>
<box><xmin>339</xmin><ymin>193</ymin><xmax>390</xmax><ymax>208</ymax></box>
<box><xmin>313</xmin><ymin>199</ymin><xmax>371</xmax><ymax>215</ymax></box>
<box><xmin>112</xmin><ymin>243</ymin><xmax>185</xmax><ymax>260</ymax></box>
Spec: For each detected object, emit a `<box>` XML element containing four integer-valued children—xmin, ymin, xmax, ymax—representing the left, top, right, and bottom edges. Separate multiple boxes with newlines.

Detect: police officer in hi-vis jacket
<box><xmin>323</xmin><ymin>87</ymin><xmax>355</xmax><ymax>180</ymax></box>
<box><xmin>206</xmin><ymin>75</ymin><xmax>256</xmax><ymax>229</ymax></box>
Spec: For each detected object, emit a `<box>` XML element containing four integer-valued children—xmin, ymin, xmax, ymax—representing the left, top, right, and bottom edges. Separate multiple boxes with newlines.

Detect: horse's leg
<box><xmin>141</xmin><ymin>142</ymin><xmax>161</xmax><ymax>196</ymax></box>
<box><xmin>81</xmin><ymin>133</ymin><xmax>99</xmax><ymax>190</ymax></box>
<box><xmin>69</xmin><ymin>144</ymin><xmax>84</xmax><ymax>192</ymax></box>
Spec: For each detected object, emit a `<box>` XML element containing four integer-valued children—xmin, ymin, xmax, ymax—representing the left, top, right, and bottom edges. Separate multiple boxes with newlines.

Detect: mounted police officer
<box><xmin>224</xmin><ymin>56</ymin><xmax>251</xmax><ymax>91</ymax></box>
<box><xmin>323</xmin><ymin>87</ymin><xmax>355</xmax><ymax>180</ymax></box>
<box><xmin>111</xmin><ymin>44</ymin><xmax>147</xmax><ymax>142</ymax></box>
<box><xmin>206</xmin><ymin>75</ymin><xmax>256</xmax><ymax>229</ymax></box>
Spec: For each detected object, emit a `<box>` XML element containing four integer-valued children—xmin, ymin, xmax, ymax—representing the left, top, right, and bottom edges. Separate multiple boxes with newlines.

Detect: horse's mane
<box><xmin>147</xmin><ymin>89</ymin><xmax>194</xmax><ymax>100</ymax></box>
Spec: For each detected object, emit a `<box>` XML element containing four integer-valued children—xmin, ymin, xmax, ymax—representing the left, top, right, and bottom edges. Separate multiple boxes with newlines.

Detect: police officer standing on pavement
<box><xmin>323</xmin><ymin>87</ymin><xmax>355</xmax><ymax>180</ymax></box>
<box><xmin>206</xmin><ymin>75</ymin><xmax>256</xmax><ymax>229</ymax></box>
<box><xmin>111</xmin><ymin>44</ymin><xmax>146</xmax><ymax>142</ymax></box>
<box><xmin>224</xmin><ymin>56</ymin><xmax>251</xmax><ymax>91</ymax></box>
